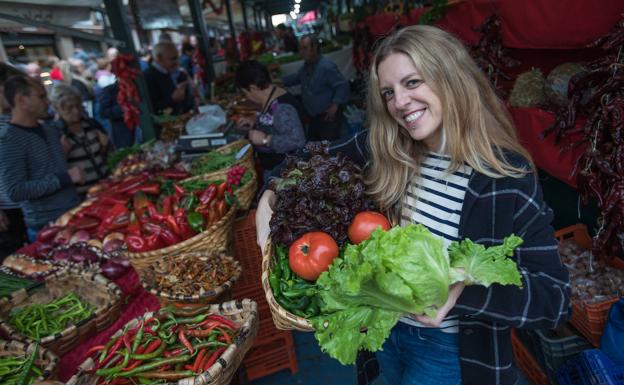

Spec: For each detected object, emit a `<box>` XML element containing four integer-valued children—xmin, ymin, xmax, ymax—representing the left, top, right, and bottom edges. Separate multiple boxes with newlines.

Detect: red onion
<box><xmin>103</xmin><ymin>239</ymin><xmax>125</xmax><ymax>254</ymax></box>
<box><xmin>52</xmin><ymin>249</ymin><xmax>70</xmax><ymax>261</ymax></box>
<box><xmin>69</xmin><ymin>230</ymin><xmax>90</xmax><ymax>245</ymax></box>
<box><xmin>100</xmin><ymin>260</ymin><xmax>126</xmax><ymax>279</ymax></box>
<box><xmin>53</xmin><ymin>228</ymin><xmax>74</xmax><ymax>245</ymax></box>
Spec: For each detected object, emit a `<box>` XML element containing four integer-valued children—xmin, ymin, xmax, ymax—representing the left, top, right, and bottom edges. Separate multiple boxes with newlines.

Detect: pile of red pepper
<box><xmin>545</xmin><ymin>18</ymin><xmax>624</xmax><ymax>260</ymax></box>
<box><xmin>111</xmin><ymin>54</ymin><xmax>141</xmax><ymax>130</ymax></box>
<box><xmin>86</xmin><ymin>309</ymin><xmax>239</xmax><ymax>382</ymax></box>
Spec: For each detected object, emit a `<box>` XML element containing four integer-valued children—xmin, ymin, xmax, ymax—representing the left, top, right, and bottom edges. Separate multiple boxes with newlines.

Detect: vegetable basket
<box><xmin>0</xmin><ymin>268</ymin><xmax>122</xmax><ymax>355</ymax></box>
<box><xmin>140</xmin><ymin>250</ymin><xmax>242</xmax><ymax>309</ymax></box>
<box><xmin>54</xmin><ymin>199</ymin><xmax>95</xmax><ymax>227</ymax></box>
<box><xmin>192</xmin><ymin>139</ymin><xmax>255</xmax><ymax>177</ymax></box>
<box><xmin>125</xmin><ymin>203</ymin><xmax>236</xmax><ymax>273</ymax></box>
<box><xmin>0</xmin><ymin>339</ymin><xmax>59</xmax><ymax>383</ymax></box>
<box><xmin>66</xmin><ymin>299</ymin><xmax>259</xmax><ymax>385</ymax></box>
<box><xmin>182</xmin><ymin>165</ymin><xmax>258</xmax><ymax>212</ymax></box>
<box><xmin>261</xmin><ymin>239</ymin><xmax>314</xmax><ymax>331</ymax></box>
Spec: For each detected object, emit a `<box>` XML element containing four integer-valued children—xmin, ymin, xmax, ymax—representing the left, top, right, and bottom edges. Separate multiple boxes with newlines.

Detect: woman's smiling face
<box><xmin>378</xmin><ymin>52</ymin><xmax>443</xmax><ymax>151</ymax></box>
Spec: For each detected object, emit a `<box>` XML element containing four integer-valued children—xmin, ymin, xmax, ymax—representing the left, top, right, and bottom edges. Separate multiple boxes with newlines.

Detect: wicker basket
<box><xmin>261</xmin><ymin>239</ymin><xmax>314</xmax><ymax>331</ymax></box>
<box><xmin>182</xmin><ymin>166</ymin><xmax>258</xmax><ymax>212</ymax></box>
<box><xmin>67</xmin><ymin>299</ymin><xmax>259</xmax><ymax>385</ymax></box>
<box><xmin>0</xmin><ymin>339</ymin><xmax>59</xmax><ymax>382</ymax></box>
<box><xmin>0</xmin><ymin>268</ymin><xmax>122</xmax><ymax>355</ymax></box>
<box><xmin>140</xmin><ymin>250</ymin><xmax>242</xmax><ymax>309</ymax></box>
<box><xmin>125</xmin><ymin>203</ymin><xmax>237</xmax><ymax>272</ymax></box>
<box><xmin>54</xmin><ymin>199</ymin><xmax>95</xmax><ymax>227</ymax></box>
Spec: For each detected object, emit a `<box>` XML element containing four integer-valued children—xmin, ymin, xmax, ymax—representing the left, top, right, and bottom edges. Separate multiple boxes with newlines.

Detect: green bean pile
<box><xmin>0</xmin><ymin>344</ymin><xmax>41</xmax><ymax>385</ymax></box>
<box><xmin>0</xmin><ymin>273</ymin><xmax>37</xmax><ymax>298</ymax></box>
<box><xmin>9</xmin><ymin>292</ymin><xmax>95</xmax><ymax>340</ymax></box>
<box><xmin>190</xmin><ymin>150</ymin><xmax>237</xmax><ymax>175</ymax></box>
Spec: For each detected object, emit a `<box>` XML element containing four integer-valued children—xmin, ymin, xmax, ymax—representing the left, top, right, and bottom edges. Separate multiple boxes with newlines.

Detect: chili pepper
<box><xmin>142</xmin><ymin>222</ymin><xmax>163</xmax><ymax>235</ymax></box>
<box><xmin>161</xmin><ymin>196</ymin><xmax>173</xmax><ymax>217</ymax></box>
<box><xmin>216</xmin><ymin>328</ymin><xmax>232</xmax><ymax>344</ymax></box>
<box><xmin>97</xmin><ymin>336</ymin><xmax>124</xmax><ymax>369</ymax></box>
<box><xmin>173</xmin><ymin>183</ymin><xmax>186</xmax><ymax>198</ymax></box>
<box><xmin>136</xmin><ymin>371</ymin><xmax>195</xmax><ymax>380</ymax></box>
<box><xmin>146</xmin><ymin>204</ymin><xmax>167</xmax><ymax>221</ymax></box>
<box><xmin>216</xmin><ymin>199</ymin><xmax>227</xmax><ymax>219</ymax></box>
<box><xmin>178</xmin><ymin>328</ymin><xmax>194</xmax><ymax>355</ymax></box>
<box><xmin>199</xmin><ymin>185</ymin><xmax>216</xmax><ymax>206</ymax></box>
<box><xmin>130</xmin><ymin>340</ymin><xmax>165</xmax><ymax>360</ymax></box>
<box><xmin>165</xmin><ymin>215</ymin><xmax>182</xmax><ymax>236</ymax></box>
<box><xmin>186</xmin><ymin>212</ymin><xmax>204</xmax><ymax>234</ymax></box>
<box><xmin>208</xmin><ymin>314</ymin><xmax>239</xmax><ymax>329</ymax></box>
<box><xmin>176</xmin><ymin>215</ymin><xmax>195</xmax><ymax>239</ymax></box>
<box><xmin>69</xmin><ymin>216</ymin><xmax>101</xmax><ymax>231</ymax></box>
<box><xmin>159</xmin><ymin>169</ymin><xmax>190</xmax><ymax>180</ymax></box>
<box><xmin>128</xmin><ymin>182</ymin><xmax>161</xmax><ymax>196</ymax></box>
<box><xmin>114</xmin><ymin>355</ymin><xmax>191</xmax><ymax>377</ymax></box>
<box><xmin>186</xmin><ymin>326</ymin><xmax>218</xmax><ymax>337</ymax></box>
<box><xmin>85</xmin><ymin>344</ymin><xmax>106</xmax><ymax>357</ymax></box>
<box><xmin>159</xmin><ymin>227</ymin><xmax>181</xmax><ymax>246</ymax></box>
<box><xmin>203</xmin><ymin>347</ymin><xmax>226</xmax><ymax>370</ymax></box>
<box><xmin>126</xmin><ymin>235</ymin><xmax>147</xmax><ymax>252</ymax></box>
<box><xmin>216</xmin><ymin>182</ymin><xmax>227</xmax><ymax>200</ymax></box>
<box><xmin>116</xmin><ymin>175</ymin><xmax>150</xmax><ymax>194</ymax></box>
<box><xmin>37</xmin><ymin>225</ymin><xmax>62</xmax><ymax>242</ymax></box>
<box><xmin>131</xmin><ymin>320</ymin><xmax>145</xmax><ymax>354</ymax></box>
<box><xmin>193</xmin><ymin>348</ymin><xmax>207</xmax><ymax>373</ymax></box>
<box><xmin>108</xmin><ymin>212</ymin><xmax>130</xmax><ymax>231</ymax></box>
<box><xmin>121</xmin><ymin>360</ymin><xmax>142</xmax><ymax>372</ymax></box>
<box><xmin>180</xmin><ymin>194</ymin><xmax>197</xmax><ymax>212</ymax></box>
<box><xmin>100</xmin><ymin>194</ymin><xmax>130</xmax><ymax>206</ymax></box>
<box><xmin>269</xmin><ymin>273</ymin><xmax>281</xmax><ymax>297</ymax></box>
<box><xmin>96</xmin><ymin>348</ymin><xmax>130</xmax><ymax>376</ymax></box>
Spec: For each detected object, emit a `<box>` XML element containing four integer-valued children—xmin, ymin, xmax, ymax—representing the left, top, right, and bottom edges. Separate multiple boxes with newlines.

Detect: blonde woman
<box><xmin>255</xmin><ymin>25</ymin><xmax>569</xmax><ymax>385</ymax></box>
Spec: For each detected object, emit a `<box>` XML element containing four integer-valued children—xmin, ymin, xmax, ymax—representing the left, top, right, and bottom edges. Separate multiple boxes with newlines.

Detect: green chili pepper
<box><xmin>114</xmin><ymin>355</ymin><xmax>191</xmax><ymax>377</ymax></box>
<box><xmin>17</xmin><ymin>343</ymin><xmax>37</xmax><ymax>385</ymax></box>
<box><xmin>186</xmin><ymin>212</ymin><xmax>204</xmax><ymax>233</ymax></box>
<box><xmin>130</xmin><ymin>341</ymin><xmax>166</xmax><ymax>360</ymax></box>
<box><xmin>269</xmin><ymin>273</ymin><xmax>281</xmax><ymax>297</ymax></box>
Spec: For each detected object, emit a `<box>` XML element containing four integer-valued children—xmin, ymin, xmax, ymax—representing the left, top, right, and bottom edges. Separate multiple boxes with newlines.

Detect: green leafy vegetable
<box><xmin>311</xmin><ymin>224</ymin><xmax>523</xmax><ymax>365</ymax></box>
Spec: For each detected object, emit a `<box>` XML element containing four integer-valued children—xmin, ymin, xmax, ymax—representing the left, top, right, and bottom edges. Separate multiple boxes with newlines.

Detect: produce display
<box><xmin>48</xmin><ymin>243</ymin><xmax>130</xmax><ymax>280</ymax></box>
<box><xmin>105</xmin><ymin>141</ymin><xmax>178</xmax><ymax>181</ymax></box>
<box><xmin>2</xmin><ymin>255</ymin><xmax>60</xmax><ymax>278</ymax></box>
<box><xmin>142</xmin><ymin>253</ymin><xmax>240</xmax><ymax>296</ymax></box>
<box><xmin>9</xmin><ymin>292</ymin><xmax>95</xmax><ymax>340</ymax></box>
<box><xmin>559</xmin><ymin>238</ymin><xmax>624</xmax><ymax>303</ymax></box>
<box><xmin>0</xmin><ymin>272</ymin><xmax>39</xmax><ymax>298</ymax></box>
<box><xmin>190</xmin><ymin>149</ymin><xmax>239</xmax><ymax>176</ymax></box>
<box><xmin>86</xmin><ymin>309</ymin><xmax>239</xmax><ymax>382</ymax></box>
<box><xmin>0</xmin><ymin>344</ymin><xmax>42</xmax><ymax>385</ymax></box>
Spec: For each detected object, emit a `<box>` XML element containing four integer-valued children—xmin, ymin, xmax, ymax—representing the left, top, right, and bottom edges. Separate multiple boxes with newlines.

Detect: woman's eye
<box><xmin>406</xmin><ymin>79</ymin><xmax>422</xmax><ymax>87</ymax></box>
<box><xmin>381</xmin><ymin>90</ymin><xmax>393</xmax><ymax>101</ymax></box>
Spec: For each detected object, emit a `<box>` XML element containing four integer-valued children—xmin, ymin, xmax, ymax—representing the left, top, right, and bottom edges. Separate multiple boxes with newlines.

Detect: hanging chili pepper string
<box><xmin>111</xmin><ymin>54</ymin><xmax>141</xmax><ymax>131</ymax></box>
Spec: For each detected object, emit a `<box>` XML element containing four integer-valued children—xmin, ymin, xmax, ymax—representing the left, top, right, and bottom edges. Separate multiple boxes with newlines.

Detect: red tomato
<box><xmin>348</xmin><ymin>211</ymin><xmax>391</xmax><ymax>244</ymax></box>
<box><xmin>289</xmin><ymin>232</ymin><xmax>339</xmax><ymax>281</ymax></box>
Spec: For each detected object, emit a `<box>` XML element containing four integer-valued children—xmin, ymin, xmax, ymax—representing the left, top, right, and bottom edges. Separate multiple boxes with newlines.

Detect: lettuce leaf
<box><xmin>311</xmin><ymin>224</ymin><xmax>523</xmax><ymax>365</ymax></box>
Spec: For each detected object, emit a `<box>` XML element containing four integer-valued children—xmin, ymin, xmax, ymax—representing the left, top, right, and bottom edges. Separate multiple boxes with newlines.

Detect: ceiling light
<box><xmin>294</xmin><ymin>4</ymin><xmax>300</xmax><ymax>9</ymax></box>
<box><xmin>290</xmin><ymin>11</ymin><xmax>297</xmax><ymax>18</ymax></box>
<box><xmin>294</xmin><ymin>8</ymin><xmax>300</xmax><ymax>13</ymax></box>
<box><xmin>295</xmin><ymin>0</ymin><xmax>301</xmax><ymax>3</ymax></box>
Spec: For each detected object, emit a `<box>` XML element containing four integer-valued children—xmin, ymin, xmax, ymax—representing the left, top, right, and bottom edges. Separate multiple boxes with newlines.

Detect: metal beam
<box><xmin>0</xmin><ymin>11</ymin><xmax>125</xmax><ymax>47</ymax></box>
<box><xmin>103</xmin><ymin>0</ymin><xmax>156</xmax><ymax>141</ymax></box>
<box><xmin>241</xmin><ymin>0</ymin><xmax>249</xmax><ymax>31</ymax></box>
<box><xmin>225</xmin><ymin>0</ymin><xmax>236</xmax><ymax>38</ymax></box>
<box><xmin>188</xmin><ymin>0</ymin><xmax>215</xmax><ymax>85</ymax></box>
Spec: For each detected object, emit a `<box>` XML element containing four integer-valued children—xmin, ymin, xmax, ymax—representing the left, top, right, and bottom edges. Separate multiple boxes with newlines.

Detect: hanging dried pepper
<box><xmin>111</xmin><ymin>54</ymin><xmax>141</xmax><ymax>130</ymax></box>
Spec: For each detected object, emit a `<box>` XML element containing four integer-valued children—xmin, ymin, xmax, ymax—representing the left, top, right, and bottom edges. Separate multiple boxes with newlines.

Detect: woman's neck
<box><xmin>67</xmin><ymin>120</ymin><xmax>83</xmax><ymax>134</ymax></box>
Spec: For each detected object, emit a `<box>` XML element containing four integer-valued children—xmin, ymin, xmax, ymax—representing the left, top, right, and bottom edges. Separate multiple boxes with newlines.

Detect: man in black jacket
<box><xmin>143</xmin><ymin>41</ymin><xmax>195</xmax><ymax>116</ymax></box>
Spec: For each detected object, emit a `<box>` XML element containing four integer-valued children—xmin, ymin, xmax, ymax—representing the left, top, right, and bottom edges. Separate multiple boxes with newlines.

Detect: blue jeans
<box><xmin>376</xmin><ymin>322</ymin><xmax>461</xmax><ymax>385</ymax></box>
<box><xmin>26</xmin><ymin>227</ymin><xmax>39</xmax><ymax>243</ymax></box>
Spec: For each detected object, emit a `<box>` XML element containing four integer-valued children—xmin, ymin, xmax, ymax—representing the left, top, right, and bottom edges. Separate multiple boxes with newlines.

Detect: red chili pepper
<box><xmin>96</xmin><ymin>337</ymin><xmax>123</xmax><ymax>369</ymax></box>
<box><xmin>159</xmin><ymin>169</ymin><xmax>190</xmax><ymax>179</ymax></box>
<box><xmin>199</xmin><ymin>185</ymin><xmax>216</xmax><ymax>205</ymax></box>
<box><xmin>161</xmin><ymin>196</ymin><xmax>173</xmax><ymax>217</ymax></box>
<box><xmin>144</xmin><ymin>233</ymin><xmax>162</xmax><ymax>251</ymax></box>
<box><xmin>208</xmin><ymin>314</ymin><xmax>239</xmax><ymax>329</ymax></box>
<box><xmin>173</xmin><ymin>183</ymin><xmax>186</xmax><ymax>198</ymax></box>
<box><xmin>216</xmin><ymin>182</ymin><xmax>227</xmax><ymax>200</ymax></box>
<box><xmin>142</xmin><ymin>222</ymin><xmax>162</xmax><ymax>235</ymax></box>
<box><xmin>216</xmin><ymin>327</ymin><xmax>232</xmax><ymax>344</ymax></box>
<box><xmin>126</xmin><ymin>235</ymin><xmax>146</xmax><ymax>252</ymax></box>
<box><xmin>178</xmin><ymin>329</ymin><xmax>194</xmax><ymax>355</ymax></box>
<box><xmin>147</xmin><ymin>204</ymin><xmax>167</xmax><ymax>221</ymax></box>
<box><xmin>121</xmin><ymin>360</ymin><xmax>142</xmax><ymax>372</ymax></box>
<box><xmin>69</xmin><ymin>216</ymin><xmax>101</xmax><ymax>231</ymax></box>
<box><xmin>85</xmin><ymin>345</ymin><xmax>106</xmax><ymax>357</ymax></box>
<box><xmin>186</xmin><ymin>325</ymin><xmax>217</xmax><ymax>337</ymax></box>
<box><xmin>203</xmin><ymin>347</ymin><xmax>226</xmax><ymax>370</ymax></box>
<box><xmin>108</xmin><ymin>212</ymin><xmax>130</xmax><ymax>231</ymax></box>
<box><xmin>116</xmin><ymin>175</ymin><xmax>150</xmax><ymax>194</ymax></box>
<box><xmin>126</xmin><ymin>220</ymin><xmax>141</xmax><ymax>237</ymax></box>
<box><xmin>216</xmin><ymin>200</ymin><xmax>227</xmax><ymax>220</ymax></box>
<box><xmin>165</xmin><ymin>215</ymin><xmax>182</xmax><ymax>236</ymax></box>
<box><xmin>193</xmin><ymin>348</ymin><xmax>207</xmax><ymax>373</ymax></box>
<box><xmin>37</xmin><ymin>225</ymin><xmax>61</xmax><ymax>242</ymax></box>
<box><xmin>133</xmin><ymin>182</ymin><xmax>161</xmax><ymax>196</ymax></box>
<box><xmin>159</xmin><ymin>227</ymin><xmax>181</xmax><ymax>246</ymax></box>
<box><xmin>100</xmin><ymin>194</ymin><xmax>130</xmax><ymax>206</ymax></box>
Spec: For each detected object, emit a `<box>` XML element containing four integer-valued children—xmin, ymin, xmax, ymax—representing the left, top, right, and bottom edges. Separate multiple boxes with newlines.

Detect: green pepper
<box><xmin>278</xmin><ymin>295</ymin><xmax>310</xmax><ymax>312</ymax></box>
<box><xmin>186</xmin><ymin>212</ymin><xmax>204</xmax><ymax>233</ymax></box>
<box><xmin>280</xmin><ymin>259</ymin><xmax>292</xmax><ymax>281</ymax></box>
<box><xmin>269</xmin><ymin>273</ymin><xmax>281</xmax><ymax>297</ymax></box>
<box><xmin>180</xmin><ymin>194</ymin><xmax>198</xmax><ymax>211</ymax></box>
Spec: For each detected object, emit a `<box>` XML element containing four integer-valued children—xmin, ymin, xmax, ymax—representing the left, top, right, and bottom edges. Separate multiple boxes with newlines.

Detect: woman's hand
<box><xmin>411</xmin><ymin>282</ymin><xmax>465</xmax><ymax>327</ymax></box>
<box><xmin>60</xmin><ymin>134</ymin><xmax>72</xmax><ymax>156</ymax></box>
<box><xmin>237</xmin><ymin>117</ymin><xmax>255</xmax><ymax>131</ymax></box>
<box><xmin>96</xmin><ymin>130</ymin><xmax>109</xmax><ymax>150</ymax></box>
<box><xmin>249</xmin><ymin>129</ymin><xmax>270</xmax><ymax>146</ymax></box>
<box><xmin>256</xmin><ymin>190</ymin><xmax>276</xmax><ymax>253</ymax></box>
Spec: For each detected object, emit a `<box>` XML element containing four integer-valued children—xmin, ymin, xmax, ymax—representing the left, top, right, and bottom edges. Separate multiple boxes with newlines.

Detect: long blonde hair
<box><xmin>366</xmin><ymin>25</ymin><xmax>533</xmax><ymax>209</ymax></box>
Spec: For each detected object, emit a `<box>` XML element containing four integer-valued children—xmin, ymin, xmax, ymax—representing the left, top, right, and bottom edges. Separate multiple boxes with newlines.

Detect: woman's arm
<box><xmin>269</xmin><ymin>103</ymin><xmax>306</xmax><ymax>153</ymax></box>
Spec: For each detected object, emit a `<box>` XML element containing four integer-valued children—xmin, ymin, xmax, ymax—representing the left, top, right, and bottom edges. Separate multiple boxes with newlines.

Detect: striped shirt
<box><xmin>62</xmin><ymin>120</ymin><xmax>107</xmax><ymax>194</ymax></box>
<box><xmin>398</xmin><ymin>153</ymin><xmax>472</xmax><ymax>333</ymax></box>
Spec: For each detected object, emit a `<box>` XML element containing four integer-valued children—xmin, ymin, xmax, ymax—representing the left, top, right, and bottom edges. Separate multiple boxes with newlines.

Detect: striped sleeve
<box><xmin>0</xmin><ymin>133</ymin><xmax>62</xmax><ymax>202</ymax></box>
<box><xmin>451</xmin><ymin>173</ymin><xmax>571</xmax><ymax>329</ymax></box>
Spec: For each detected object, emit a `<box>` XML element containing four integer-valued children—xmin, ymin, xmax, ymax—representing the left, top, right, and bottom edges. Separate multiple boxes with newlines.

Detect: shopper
<box><xmin>282</xmin><ymin>35</ymin><xmax>349</xmax><ymax>141</ymax></box>
<box><xmin>143</xmin><ymin>41</ymin><xmax>195</xmax><ymax>116</ymax></box>
<box><xmin>235</xmin><ymin>60</ymin><xmax>306</xmax><ymax>178</ymax></box>
<box><xmin>256</xmin><ymin>25</ymin><xmax>570</xmax><ymax>385</ymax></box>
<box><xmin>0</xmin><ymin>75</ymin><xmax>83</xmax><ymax>242</ymax></box>
<box><xmin>50</xmin><ymin>84</ymin><xmax>108</xmax><ymax>196</ymax></box>
<box><xmin>99</xmin><ymin>81</ymin><xmax>136</xmax><ymax>149</ymax></box>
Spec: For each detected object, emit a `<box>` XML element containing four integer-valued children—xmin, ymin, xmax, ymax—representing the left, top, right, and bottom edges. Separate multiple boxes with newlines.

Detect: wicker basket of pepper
<box><xmin>54</xmin><ymin>199</ymin><xmax>95</xmax><ymax>227</ymax></box>
<box><xmin>139</xmin><ymin>251</ymin><xmax>242</xmax><ymax>309</ymax></box>
<box><xmin>125</xmin><ymin>202</ymin><xmax>237</xmax><ymax>272</ymax></box>
<box><xmin>182</xmin><ymin>164</ymin><xmax>258</xmax><ymax>212</ymax></box>
<box><xmin>0</xmin><ymin>267</ymin><xmax>122</xmax><ymax>356</ymax></box>
<box><xmin>261</xmin><ymin>239</ymin><xmax>314</xmax><ymax>331</ymax></box>
<box><xmin>66</xmin><ymin>299</ymin><xmax>259</xmax><ymax>385</ymax></box>
<box><xmin>0</xmin><ymin>339</ymin><xmax>59</xmax><ymax>384</ymax></box>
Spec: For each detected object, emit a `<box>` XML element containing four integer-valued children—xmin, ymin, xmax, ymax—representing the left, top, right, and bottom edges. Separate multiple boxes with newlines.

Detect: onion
<box><xmin>103</xmin><ymin>232</ymin><xmax>125</xmax><ymax>244</ymax></box>
<box><xmin>52</xmin><ymin>249</ymin><xmax>70</xmax><ymax>261</ymax></box>
<box><xmin>87</xmin><ymin>239</ymin><xmax>103</xmax><ymax>248</ymax></box>
<box><xmin>53</xmin><ymin>228</ymin><xmax>74</xmax><ymax>245</ymax></box>
<box><xmin>69</xmin><ymin>230</ymin><xmax>91</xmax><ymax>245</ymax></box>
<box><xmin>100</xmin><ymin>260</ymin><xmax>126</xmax><ymax>279</ymax></box>
<box><xmin>35</xmin><ymin>243</ymin><xmax>54</xmax><ymax>257</ymax></box>
<box><xmin>103</xmin><ymin>239</ymin><xmax>125</xmax><ymax>254</ymax></box>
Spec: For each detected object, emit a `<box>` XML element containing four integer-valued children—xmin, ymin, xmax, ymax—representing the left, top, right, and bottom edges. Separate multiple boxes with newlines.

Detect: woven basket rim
<box><xmin>260</xmin><ymin>238</ymin><xmax>314</xmax><ymax>331</ymax></box>
<box><xmin>125</xmin><ymin>203</ymin><xmax>237</xmax><ymax>260</ymax></box>
<box><xmin>0</xmin><ymin>338</ymin><xmax>59</xmax><ymax>380</ymax></box>
<box><xmin>67</xmin><ymin>299</ymin><xmax>259</xmax><ymax>385</ymax></box>
<box><xmin>0</xmin><ymin>268</ymin><xmax>122</xmax><ymax>346</ymax></box>
<box><xmin>140</xmin><ymin>252</ymin><xmax>242</xmax><ymax>300</ymax></box>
